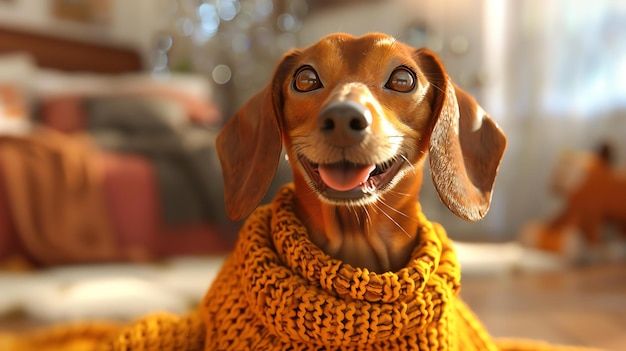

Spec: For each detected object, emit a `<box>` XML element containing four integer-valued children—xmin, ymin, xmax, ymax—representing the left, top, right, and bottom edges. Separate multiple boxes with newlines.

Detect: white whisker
<box><xmin>372</xmin><ymin>202</ymin><xmax>412</xmax><ymax>239</ymax></box>
<box><xmin>428</xmin><ymin>80</ymin><xmax>446</xmax><ymax>94</ymax></box>
<box><xmin>399</xmin><ymin>156</ymin><xmax>418</xmax><ymax>176</ymax></box>
<box><xmin>378</xmin><ymin>198</ymin><xmax>419</xmax><ymax>224</ymax></box>
<box><xmin>386</xmin><ymin>189</ymin><xmax>413</xmax><ymax>197</ymax></box>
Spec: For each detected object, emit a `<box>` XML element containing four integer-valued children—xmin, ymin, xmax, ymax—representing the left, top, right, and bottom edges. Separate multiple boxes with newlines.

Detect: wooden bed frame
<box><xmin>0</xmin><ymin>25</ymin><xmax>143</xmax><ymax>73</ymax></box>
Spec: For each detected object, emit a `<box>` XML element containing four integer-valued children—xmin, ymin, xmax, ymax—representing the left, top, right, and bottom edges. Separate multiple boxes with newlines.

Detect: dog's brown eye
<box><xmin>385</xmin><ymin>67</ymin><xmax>416</xmax><ymax>92</ymax></box>
<box><xmin>293</xmin><ymin>67</ymin><xmax>322</xmax><ymax>92</ymax></box>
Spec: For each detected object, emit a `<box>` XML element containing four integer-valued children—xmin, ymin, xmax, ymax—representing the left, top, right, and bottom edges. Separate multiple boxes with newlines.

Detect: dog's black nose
<box><xmin>318</xmin><ymin>101</ymin><xmax>372</xmax><ymax>147</ymax></box>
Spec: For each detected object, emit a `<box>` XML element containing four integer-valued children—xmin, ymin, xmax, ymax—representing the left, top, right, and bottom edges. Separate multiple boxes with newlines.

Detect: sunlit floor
<box><xmin>461</xmin><ymin>264</ymin><xmax>626</xmax><ymax>350</ymax></box>
<box><xmin>0</xmin><ymin>251</ymin><xmax>624</xmax><ymax>350</ymax></box>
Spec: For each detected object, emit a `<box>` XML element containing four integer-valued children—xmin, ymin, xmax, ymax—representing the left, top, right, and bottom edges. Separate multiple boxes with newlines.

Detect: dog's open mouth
<box><xmin>300</xmin><ymin>156</ymin><xmax>405</xmax><ymax>201</ymax></box>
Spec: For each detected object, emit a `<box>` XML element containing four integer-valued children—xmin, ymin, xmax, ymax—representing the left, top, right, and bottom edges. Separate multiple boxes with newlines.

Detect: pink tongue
<box><xmin>318</xmin><ymin>163</ymin><xmax>376</xmax><ymax>191</ymax></box>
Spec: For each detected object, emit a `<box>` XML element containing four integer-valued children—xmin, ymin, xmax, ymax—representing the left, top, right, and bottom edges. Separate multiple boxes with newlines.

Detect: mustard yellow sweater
<box><xmin>0</xmin><ymin>185</ymin><xmax>600</xmax><ymax>351</ymax></box>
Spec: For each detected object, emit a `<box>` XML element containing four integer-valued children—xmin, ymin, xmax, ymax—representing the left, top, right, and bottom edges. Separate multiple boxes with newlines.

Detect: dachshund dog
<box><xmin>217</xmin><ymin>32</ymin><xmax>506</xmax><ymax>273</ymax></box>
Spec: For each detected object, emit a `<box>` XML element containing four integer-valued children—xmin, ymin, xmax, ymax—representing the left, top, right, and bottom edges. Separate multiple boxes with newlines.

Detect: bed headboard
<box><xmin>0</xmin><ymin>26</ymin><xmax>143</xmax><ymax>73</ymax></box>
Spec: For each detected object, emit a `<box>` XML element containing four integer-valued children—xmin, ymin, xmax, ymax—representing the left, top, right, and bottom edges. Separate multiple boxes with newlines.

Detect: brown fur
<box><xmin>217</xmin><ymin>33</ymin><xmax>506</xmax><ymax>272</ymax></box>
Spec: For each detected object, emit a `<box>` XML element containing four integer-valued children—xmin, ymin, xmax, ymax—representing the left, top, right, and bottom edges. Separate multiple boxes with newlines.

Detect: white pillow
<box><xmin>0</xmin><ymin>52</ymin><xmax>36</xmax><ymax>87</ymax></box>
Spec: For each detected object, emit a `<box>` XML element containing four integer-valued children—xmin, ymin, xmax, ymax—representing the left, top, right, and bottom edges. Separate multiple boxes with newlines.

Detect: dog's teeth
<box><xmin>361</xmin><ymin>179</ymin><xmax>376</xmax><ymax>193</ymax></box>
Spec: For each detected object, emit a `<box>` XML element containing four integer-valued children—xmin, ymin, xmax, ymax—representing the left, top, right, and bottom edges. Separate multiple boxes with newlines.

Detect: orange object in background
<box><xmin>521</xmin><ymin>143</ymin><xmax>626</xmax><ymax>262</ymax></box>
<box><xmin>0</xmin><ymin>85</ymin><xmax>26</xmax><ymax>119</ymax></box>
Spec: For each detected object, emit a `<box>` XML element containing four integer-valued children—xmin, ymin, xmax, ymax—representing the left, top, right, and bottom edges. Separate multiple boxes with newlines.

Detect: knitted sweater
<box><xmin>201</xmin><ymin>185</ymin><xmax>493</xmax><ymax>350</ymax></box>
<box><xmin>0</xmin><ymin>185</ymin><xmax>600</xmax><ymax>351</ymax></box>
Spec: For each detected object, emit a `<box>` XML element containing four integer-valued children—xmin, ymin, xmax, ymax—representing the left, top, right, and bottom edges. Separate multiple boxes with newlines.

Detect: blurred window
<box><xmin>537</xmin><ymin>0</ymin><xmax>626</xmax><ymax>117</ymax></box>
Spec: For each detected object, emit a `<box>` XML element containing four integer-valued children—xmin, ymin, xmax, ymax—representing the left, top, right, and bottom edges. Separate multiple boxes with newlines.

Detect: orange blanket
<box><xmin>0</xmin><ymin>128</ymin><xmax>117</xmax><ymax>265</ymax></box>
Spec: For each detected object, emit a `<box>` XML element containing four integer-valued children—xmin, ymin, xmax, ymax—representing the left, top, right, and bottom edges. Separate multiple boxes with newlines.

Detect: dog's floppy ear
<box><xmin>216</xmin><ymin>53</ymin><xmax>297</xmax><ymax>221</ymax></box>
<box><xmin>415</xmin><ymin>49</ymin><xmax>507</xmax><ymax>222</ymax></box>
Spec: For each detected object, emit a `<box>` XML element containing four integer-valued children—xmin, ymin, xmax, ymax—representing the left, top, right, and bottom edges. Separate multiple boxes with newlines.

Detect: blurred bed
<box><xmin>0</xmin><ymin>25</ymin><xmax>237</xmax><ymax>268</ymax></box>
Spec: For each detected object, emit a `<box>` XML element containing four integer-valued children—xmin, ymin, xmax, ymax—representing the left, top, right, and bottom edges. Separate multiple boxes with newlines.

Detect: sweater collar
<box><xmin>239</xmin><ymin>185</ymin><xmax>460</xmax><ymax>346</ymax></box>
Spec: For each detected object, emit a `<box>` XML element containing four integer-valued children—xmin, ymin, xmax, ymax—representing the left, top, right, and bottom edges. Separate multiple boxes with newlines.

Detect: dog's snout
<box><xmin>318</xmin><ymin>101</ymin><xmax>372</xmax><ymax>147</ymax></box>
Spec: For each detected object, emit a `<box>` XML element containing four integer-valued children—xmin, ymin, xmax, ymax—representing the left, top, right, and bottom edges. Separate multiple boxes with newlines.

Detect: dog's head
<box><xmin>217</xmin><ymin>33</ymin><xmax>506</xmax><ymax>222</ymax></box>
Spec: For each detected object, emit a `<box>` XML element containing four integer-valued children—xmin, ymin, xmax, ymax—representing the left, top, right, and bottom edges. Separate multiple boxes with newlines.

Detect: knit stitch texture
<box><xmin>0</xmin><ymin>185</ymin><xmax>601</xmax><ymax>351</ymax></box>
<box><xmin>199</xmin><ymin>185</ymin><xmax>600</xmax><ymax>351</ymax></box>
